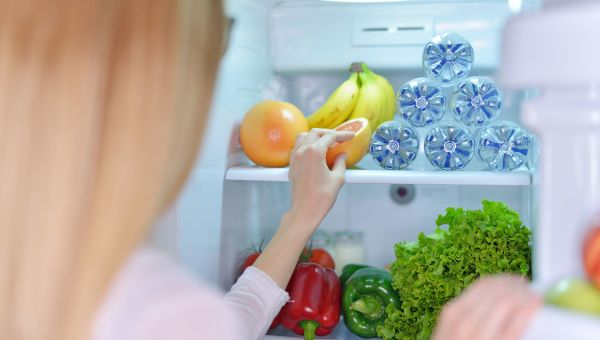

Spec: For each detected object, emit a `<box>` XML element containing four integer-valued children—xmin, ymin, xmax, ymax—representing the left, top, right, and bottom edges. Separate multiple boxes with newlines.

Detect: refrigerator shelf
<box><xmin>265</xmin><ymin>320</ymin><xmax>363</xmax><ymax>340</ymax></box>
<box><xmin>225</xmin><ymin>165</ymin><xmax>532</xmax><ymax>186</ymax></box>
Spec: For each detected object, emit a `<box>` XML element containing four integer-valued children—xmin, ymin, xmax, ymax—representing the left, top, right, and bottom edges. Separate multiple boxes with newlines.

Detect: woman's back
<box><xmin>0</xmin><ymin>1</ymin><xmax>225</xmax><ymax>339</ymax></box>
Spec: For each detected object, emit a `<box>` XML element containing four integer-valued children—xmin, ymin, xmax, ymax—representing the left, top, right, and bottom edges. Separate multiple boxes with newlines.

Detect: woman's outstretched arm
<box><xmin>253</xmin><ymin>128</ymin><xmax>354</xmax><ymax>288</ymax></box>
<box><xmin>221</xmin><ymin>128</ymin><xmax>354</xmax><ymax>339</ymax></box>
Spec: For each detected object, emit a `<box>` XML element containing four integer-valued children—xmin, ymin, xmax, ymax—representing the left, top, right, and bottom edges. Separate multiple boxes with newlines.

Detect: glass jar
<box><xmin>332</xmin><ymin>231</ymin><xmax>366</xmax><ymax>276</ymax></box>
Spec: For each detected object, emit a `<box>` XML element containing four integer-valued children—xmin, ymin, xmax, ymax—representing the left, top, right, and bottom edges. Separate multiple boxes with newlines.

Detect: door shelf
<box><xmin>225</xmin><ymin>165</ymin><xmax>532</xmax><ymax>186</ymax></box>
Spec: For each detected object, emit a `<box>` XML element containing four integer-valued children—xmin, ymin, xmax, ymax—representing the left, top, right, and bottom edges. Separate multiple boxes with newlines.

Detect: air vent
<box><xmin>353</xmin><ymin>16</ymin><xmax>433</xmax><ymax>46</ymax></box>
<box><xmin>362</xmin><ymin>26</ymin><xmax>425</xmax><ymax>32</ymax></box>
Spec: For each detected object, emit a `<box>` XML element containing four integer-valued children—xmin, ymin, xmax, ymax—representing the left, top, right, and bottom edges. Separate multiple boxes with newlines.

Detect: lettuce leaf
<box><xmin>378</xmin><ymin>200</ymin><xmax>532</xmax><ymax>339</ymax></box>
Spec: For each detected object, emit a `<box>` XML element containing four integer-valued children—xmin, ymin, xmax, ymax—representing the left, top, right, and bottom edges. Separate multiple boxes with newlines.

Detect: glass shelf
<box><xmin>225</xmin><ymin>165</ymin><xmax>531</xmax><ymax>186</ymax></box>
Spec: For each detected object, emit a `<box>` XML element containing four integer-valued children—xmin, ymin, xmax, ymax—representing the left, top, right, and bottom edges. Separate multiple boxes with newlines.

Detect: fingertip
<box><xmin>530</xmin><ymin>292</ymin><xmax>543</xmax><ymax>305</ymax></box>
<box><xmin>333</xmin><ymin>153</ymin><xmax>348</xmax><ymax>171</ymax></box>
<box><xmin>294</xmin><ymin>132</ymin><xmax>307</xmax><ymax>147</ymax></box>
<box><xmin>336</xmin><ymin>131</ymin><xmax>355</xmax><ymax>142</ymax></box>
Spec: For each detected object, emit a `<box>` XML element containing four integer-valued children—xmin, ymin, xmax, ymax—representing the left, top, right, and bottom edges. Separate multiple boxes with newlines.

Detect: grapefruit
<box><xmin>240</xmin><ymin>101</ymin><xmax>309</xmax><ymax>167</ymax></box>
<box><xmin>326</xmin><ymin>118</ymin><xmax>371</xmax><ymax>168</ymax></box>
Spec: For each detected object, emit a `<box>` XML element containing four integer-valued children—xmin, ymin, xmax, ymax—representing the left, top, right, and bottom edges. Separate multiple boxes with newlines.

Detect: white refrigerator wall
<box><xmin>219</xmin><ymin>180</ymin><xmax>531</xmax><ymax>288</ymax></box>
<box><xmin>168</xmin><ymin>0</ymin><xmax>537</xmax><ymax>286</ymax></box>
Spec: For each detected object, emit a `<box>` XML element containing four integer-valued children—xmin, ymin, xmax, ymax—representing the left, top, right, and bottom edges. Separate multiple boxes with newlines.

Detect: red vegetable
<box><xmin>240</xmin><ymin>240</ymin><xmax>266</xmax><ymax>273</ymax></box>
<box><xmin>299</xmin><ymin>247</ymin><xmax>335</xmax><ymax>269</ymax></box>
<box><xmin>241</xmin><ymin>252</ymin><xmax>260</xmax><ymax>273</ymax></box>
<box><xmin>280</xmin><ymin>263</ymin><xmax>341</xmax><ymax>340</ymax></box>
<box><xmin>305</xmin><ymin>248</ymin><xmax>335</xmax><ymax>270</ymax></box>
<box><xmin>270</xmin><ymin>314</ymin><xmax>281</xmax><ymax>330</ymax></box>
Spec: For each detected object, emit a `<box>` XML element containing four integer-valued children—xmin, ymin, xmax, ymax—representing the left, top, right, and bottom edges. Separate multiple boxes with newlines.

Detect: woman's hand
<box><xmin>433</xmin><ymin>275</ymin><xmax>542</xmax><ymax>340</ymax></box>
<box><xmin>287</xmin><ymin>128</ymin><xmax>355</xmax><ymax>228</ymax></box>
<box><xmin>253</xmin><ymin>128</ymin><xmax>353</xmax><ymax>289</ymax></box>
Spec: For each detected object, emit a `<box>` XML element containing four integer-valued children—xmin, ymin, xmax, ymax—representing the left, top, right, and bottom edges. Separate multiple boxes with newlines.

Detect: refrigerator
<box><xmin>149</xmin><ymin>0</ymin><xmax>600</xmax><ymax>338</ymax></box>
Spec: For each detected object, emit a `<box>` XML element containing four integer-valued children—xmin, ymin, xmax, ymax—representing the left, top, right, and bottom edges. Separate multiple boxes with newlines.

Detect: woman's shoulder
<box><xmin>93</xmin><ymin>246</ymin><xmax>239</xmax><ymax>340</ymax></box>
<box><xmin>105</xmin><ymin>245</ymin><xmax>223</xmax><ymax>301</ymax></box>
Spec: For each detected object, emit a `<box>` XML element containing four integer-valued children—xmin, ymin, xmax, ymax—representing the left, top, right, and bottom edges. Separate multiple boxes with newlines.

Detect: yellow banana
<box><xmin>362</xmin><ymin>63</ymin><xmax>397</xmax><ymax>127</ymax></box>
<box><xmin>373</xmin><ymin>72</ymin><xmax>397</xmax><ymax>126</ymax></box>
<box><xmin>307</xmin><ymin>72</ymin><xmax>360</xmax><ymax>129</ymax></box>
<box><xmin>348</xmin><ymin>70</ymin><xmax>385</xmax><ymax>131</ymax></box>
<box><xmin>374</xmin><ymin>75</ymin><xmax>389</xmax><ymax>128</ymax></box>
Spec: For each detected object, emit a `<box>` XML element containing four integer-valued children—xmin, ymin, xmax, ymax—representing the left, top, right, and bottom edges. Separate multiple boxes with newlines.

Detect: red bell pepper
<box><xmin>269</xmin><ymin>313</ymin><xmax>281</xmax><ymax>330</ymax></box>
<box><xmin>280</xmin><ymin>263</ymin><xmax>341</xmax><ymax>340</ymax></box>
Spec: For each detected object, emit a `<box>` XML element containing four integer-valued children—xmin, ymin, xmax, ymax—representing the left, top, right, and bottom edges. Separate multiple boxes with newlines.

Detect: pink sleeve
<box><xmin>224</xmin><ymin>267</ymin><xmax>289</xmax><ymax>338</ymax></box>
<box><xmin>93</xmin><ymin>247</ymin><xmax>288</xmax><ymax>340</ymax></box>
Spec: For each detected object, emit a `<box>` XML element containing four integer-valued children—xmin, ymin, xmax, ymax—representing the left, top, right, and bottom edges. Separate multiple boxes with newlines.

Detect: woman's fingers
<box><xmin>438</xmin><ymin>277</ymin><xmax>494</xmax><ymax>333</ymax></box>
<box><xmin>438</xmin><ymin>278</ymin><xmax>498</xmax><ymax>340</ymax></box>
<box><xmin>314</xmin><ymin>133</ymin><xmax>338</xmax><ymax>150</ymax></box>
<box><xmin>294</xmin><ymin>128</ymin><xmax>355</xmax><ymax>155</ymax></box>
<box><xmin>333</xmin><ymin>130</ymin><xmax>355</xmax><ymax>143</ymax></box>
<box><xmin>314</xmin><ymin>130</ymin><xmax>355</xmax><ymax>150</ymax></box>
<box><xmin>293</xmin><ymin>132</ymin><xmax>308</xmax><ymax>150</ymax></box>
<box><xmin>309</xmin><ymin>128</ymin><xmax>333</xmax><ymax>135</ymax></box>
<box><xmin>331</xmin><ymin>154</ymin><xmax>347</xmax><ymax>179</ymax></box>
<box><xmin>500</xmin><ymin>288</ymin><xmax>542</xmax><ymax>339</ymax></box>
<box><xmin>298</xmin><ymin>131</ymin><xmax>320</xmax><ymax>147</ymax></box>
<box><xmin>294</xmin><ymin>129</ymin><xmax>335</xmax><ymax>152</ymax></box>
<box><xmin>468</xmin><ymin>278</ymin><xmax>527</xmax><ymax>340</ymax></box>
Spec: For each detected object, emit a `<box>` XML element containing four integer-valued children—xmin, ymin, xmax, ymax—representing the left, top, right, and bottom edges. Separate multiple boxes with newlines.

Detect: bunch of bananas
<box><xmin>307</xmin><ymin>62</ymin><xmax>397</xmax><ymax>131</ymax></box>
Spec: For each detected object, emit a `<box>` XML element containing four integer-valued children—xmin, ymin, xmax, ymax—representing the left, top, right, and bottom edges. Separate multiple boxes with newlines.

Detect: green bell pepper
<box><xmin>342</xmin><ymin>267</ymin><xmax>401</xmax><ymax>338</ymax></box>
<box><xmin>339</xmin><ymin>264</ymin><xmax>370</xmax><ymax>284</ymax></box>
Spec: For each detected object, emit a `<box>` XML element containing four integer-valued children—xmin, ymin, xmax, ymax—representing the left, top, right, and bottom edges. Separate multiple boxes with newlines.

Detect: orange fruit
<box><xmin>240</xmin><ymin>100</ymin><xmax>309</xmax><ymax>167</ymax></box>
<box><xmin>326</xmin><ymin>118</ymin><xmax>371</xmax><ymax>168</ymax></box>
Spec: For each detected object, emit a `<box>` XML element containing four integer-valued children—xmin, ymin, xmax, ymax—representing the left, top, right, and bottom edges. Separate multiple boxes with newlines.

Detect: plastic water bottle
<box><xmin>451</xmin><ymin>77</ymin><xmax>502</xmax><ymax>126</ymax></box>
<box><xmin>398</xmin><ymin>77</ymin><xmax>446</xmax><ymax>127</ymax></box>
<box><xmin>422</xmin><ymin>32</ymin><xmax>474</xmax><ymax>85</ymax></box>
<box><xmin>424</xmin><ymin>125</ymin><xmax>475</xmax><ymax>170</ymax></box>
<box><xmin>370</xmin><ymin>121</ymin><xmax>419</xmax><ymax>170</ymax></box>
<box><xmin>477</xmin><ymin>121</ymin><xmax>532</xmax><ymax>171</ymax></box>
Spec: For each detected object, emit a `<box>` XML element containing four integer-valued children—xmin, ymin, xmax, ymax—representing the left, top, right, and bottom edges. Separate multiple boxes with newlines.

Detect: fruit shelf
<box><xmin>225</xmin><ymin>165</ymin><xmax>531</xmax><ymax>186</ymax></box>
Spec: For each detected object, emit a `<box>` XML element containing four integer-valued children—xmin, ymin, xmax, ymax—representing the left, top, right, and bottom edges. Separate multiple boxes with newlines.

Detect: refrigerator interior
<box><xmin>155</xmin><ymin>0</ymin><xmax>569</xmax><ymax>338</ymax></box>
<box><xmin>214</xmin><ymin>0</ymin><xmax>538</xmax><ymax>284</ymax></box>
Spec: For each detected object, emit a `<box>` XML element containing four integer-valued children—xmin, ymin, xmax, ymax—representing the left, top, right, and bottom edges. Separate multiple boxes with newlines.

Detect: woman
<box><xmin>0</xmin><ymin>1</ymin><xmax>539</xmax><ymax>340</ymax></box>
<box><xmin>0</xmin><ymin>1</ymin><xmax>352</xmax><ymax>339</ymax></box>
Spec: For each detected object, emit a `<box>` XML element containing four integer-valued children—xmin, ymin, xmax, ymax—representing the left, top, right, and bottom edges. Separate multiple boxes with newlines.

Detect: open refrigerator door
<box><xmin>501</xmin><ymin>1</ymin><xmax>600</xmax><ymax>338</ymax></box>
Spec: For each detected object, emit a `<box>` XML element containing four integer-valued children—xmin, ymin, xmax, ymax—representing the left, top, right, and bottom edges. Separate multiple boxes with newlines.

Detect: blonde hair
<box><xmin>0</xmin><ymin>1</ymin><xmax>224</xmax><ymax>339</ymax></box>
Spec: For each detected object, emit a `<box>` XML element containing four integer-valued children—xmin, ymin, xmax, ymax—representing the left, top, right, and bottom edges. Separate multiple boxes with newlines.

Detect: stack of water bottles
<box><xmin>369</xmin><ymin>32</ymin><xmax>533</xmax><ymax>172</ymax></box>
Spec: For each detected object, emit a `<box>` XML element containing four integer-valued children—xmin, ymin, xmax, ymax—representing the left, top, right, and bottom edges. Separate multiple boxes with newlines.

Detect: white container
<box><xmin>333</xmin><ymin>231</ymin><xmax>366</xmax><ymax>276</ymax></box>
